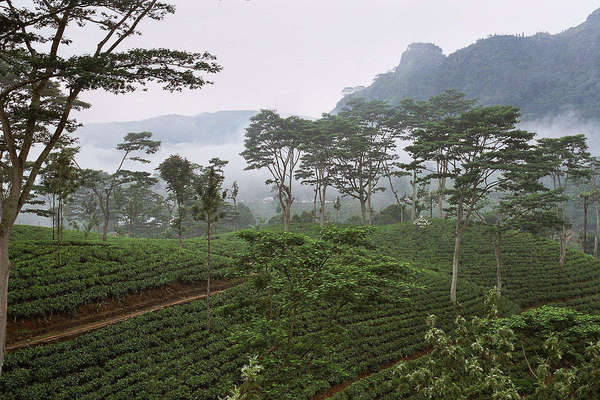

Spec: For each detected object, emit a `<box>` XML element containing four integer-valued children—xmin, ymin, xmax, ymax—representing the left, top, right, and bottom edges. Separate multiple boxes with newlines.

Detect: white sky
<box><xmin>73</xmin><ymin>0</ymin><xmax>600</xmax><ymax>124</ymax></box>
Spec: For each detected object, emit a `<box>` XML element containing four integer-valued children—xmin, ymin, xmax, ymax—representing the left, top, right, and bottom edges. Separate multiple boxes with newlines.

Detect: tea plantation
<box><xmin>2</xmin><ymin>221</ymin><xmax>599</xmax><ymax>399</ymax></box>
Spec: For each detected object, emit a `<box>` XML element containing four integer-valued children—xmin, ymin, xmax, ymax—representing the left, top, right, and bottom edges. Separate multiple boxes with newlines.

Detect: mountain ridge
<box><xmin>334</xmin><ymin>8</ymin><xmax>600</xmax><ymax>122</ymax></box>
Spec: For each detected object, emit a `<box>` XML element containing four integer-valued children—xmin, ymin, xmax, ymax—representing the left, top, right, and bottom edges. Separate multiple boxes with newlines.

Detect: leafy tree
<box><xmin>192</xmin><ymin>158</ymin><xmax>228</xmax><ymax>332</ymax></box>
<box><xmin>230</xmin><ymin>181</ymin><xmax>240</xmax><ymax>230</ymax></box>
<box><xmin>331</xmin><ymin>100</ymin><xmax>396</xmax><ymax>225</ymax></box>
<box><xmin>295</xmin><ymin>116</ymin><xmax>336</xmax><ymax>225</ymax></box>
<box><xmin>241</xmin><ymin>111</ymin><xmax>309</xmax><ymax>231</ymax></box>
<box><xmin>391</xmin><ymin>99</ymin><xmax>431</xmax><ymax>221</ymax></box>
<box><xmin>396</xmin><ymin>289</ymin><xmax>520</xmax><ymax>400</ymax></box>
<box><xmin>427</xmin><ymin>106</ymin><xmax>534</xmax><ymax>303</ymax></box>
<box><xmin>416</xmin><ymin>90</ymin><xmax>476</xmax><ymax>218</ymax></box>
<box><xmin>482</xmin><ymin>148</ymin><xmax>566</xmax><ymax>294</ymax></box>
<box><xmin>115</xmin><ymin>178</ymin><xmax>160</xmax><ymax>238</ymax></box>
<box><xmin>537</xmin><ymin>135</ymin><xmax>593</xmax><ymax>267</ymax></box>
<box><xmin>81</xmin><ymin>132</ymin><xmax>160</xmax><ymax>241</ymax></box>
<box><xmin>37</xmin><ymin>147</ymin><xmax>80</xmax><ymax>264</ymax></box>
<box><xmin>65</xmin><ymin>187</ymin><xmax>100</xmax><ymax>239</ymax></box>
<box><xmin>0</xmin><ymin>0</ymin><xmax>221</xmax><ymax>372</ymax></box>
<box><xmin>157</xmin><ymin>154</ymin><xmax>196</xmax><ymax>247</ymax></box>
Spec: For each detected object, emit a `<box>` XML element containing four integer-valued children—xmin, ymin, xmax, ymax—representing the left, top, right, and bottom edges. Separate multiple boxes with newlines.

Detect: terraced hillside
<box><xmin>1</xmin><ymin>228</ymin><xmax>487</xmax><ymax>400</ymax></box>
<box><xmin>329</xmin><ymin>306</ymin><xmax>600</xmax><ymax>399</ymax></box>
<box><xmin>2</xmin><ymin>222</ymin><xmax>599</xmax><ymax>399</ymax></box>
<box><xmin>375</xmin><ymin>220</ymin><xmax>600</xmax><ymax>313</ymax></box>
<box><xmin>8</xmin><ymin>226</ymin><xmax>244</xmax><ymax>319</ymax></box>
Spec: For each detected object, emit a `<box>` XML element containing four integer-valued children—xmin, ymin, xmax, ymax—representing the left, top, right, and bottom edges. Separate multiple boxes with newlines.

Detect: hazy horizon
<box><xmin>71</xmin><ymin>1</ymin><xmax>600</xmax><ymax>125</ymax></box>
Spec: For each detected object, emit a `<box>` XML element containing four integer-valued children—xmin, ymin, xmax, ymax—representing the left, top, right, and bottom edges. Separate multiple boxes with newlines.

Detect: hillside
<box><xmin>2</xmin><ymin>222</ymin><xmax>600</xmax><ymax>399</ymax></box>
<box><xmin>335</xmin><ymin>8</ymin><xmax>600</xmax><ymax>122</ymax></box>
<box><xmin>77</xmin><ymin>110</ymin><xmax>258</xmax><ymax>148</ymax></box>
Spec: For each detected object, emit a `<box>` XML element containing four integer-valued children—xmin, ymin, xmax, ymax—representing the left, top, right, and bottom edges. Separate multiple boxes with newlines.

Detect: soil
<box><xmin>7</xmin><ymin>279</ymin><xmax>233</xmax><ymax>351</ymax></box>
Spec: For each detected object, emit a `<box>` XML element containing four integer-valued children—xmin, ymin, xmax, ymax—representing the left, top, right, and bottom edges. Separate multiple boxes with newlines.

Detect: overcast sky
<box><xmin>73</xmin><ymin>0</ymin><xmax>600</xmax><ymax>124</ymax></box>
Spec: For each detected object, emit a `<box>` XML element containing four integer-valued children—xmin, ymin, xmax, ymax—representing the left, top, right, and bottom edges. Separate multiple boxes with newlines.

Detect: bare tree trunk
<box><xmin>0</xmin><ymin>232</ymin><xmax>10</xmax><ymax>375</ymax></box>
<box><xmin>429</xmin><ymin>196</ymin><xmax>433</xmax><ymax>219</ymax></box>
<box><xmin>206</xmin><ymin>226</ymin><xmax>211</xmax><ymax>333</ymax></box>
<box><xmin>319</xmin><ymin>185</ymin><xmax>326</xmax><ymax>226</ymax></box>
<box><xmin>583</xmin><ymin>197</ymin><xmax>588</xmax><ymax>254</ymax></box>
<box><xmin>494</xmin><ymin>231</ymin><xmax>502</xmax><ymax>295</ymax></box>
<box><xmin>312</xmin><ymin>187</ymin><xmax>318</xmax><ymax>224</ymax></box>
<box><xmin>411</xmin><ymin>170</ymin><xmax>417</xmax><ymax>221</ymax></box>
<box><xmin>450</xmin><ymin>227</ymin><xmax>463</xmax><ymax>304</ymax></box>
<box><xmin>283</xmin><ymin>203</ymin><xmax>291</xmax><ymax>232</ymax></box>
<box><xmin>438</xmin><ymin>192</ymin><xmax>443</xmax><ymax>219</ymax></box>
<box><xmin>595</xmin><ymin>206</ymin><xmax>599</xmax><ymax>258</ymax></box>
<box><xmin>57</xmin><ymin>198</ymin><xmax>62</xmax><ymax>266</ymax></box>
<box><xmin>102</xmin><ymin>213</ymin><xmax>109</xmax><ymax>241</ymax></box>
<box><xmin>367</xmin><ymin>191</ymin><xmax>373</xmax><ymax>226</ymax></box>
<box><xmin>359</xmin><ymin>196</ymin><xmax>367</xmax><ymax>225</ymax></box>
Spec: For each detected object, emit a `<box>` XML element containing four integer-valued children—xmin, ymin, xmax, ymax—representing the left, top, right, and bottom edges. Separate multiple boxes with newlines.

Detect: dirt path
<box><xmin>7</xmin><ymin>285</ymin><xmax>231</xmax><ymax>352</ymax></box>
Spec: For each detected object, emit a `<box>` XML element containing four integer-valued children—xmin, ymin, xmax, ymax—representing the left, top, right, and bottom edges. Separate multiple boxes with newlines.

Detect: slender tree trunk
<box><xmin>429</xmin><ymin>196</ymin><xmax>433</xmax><ymax>219</ymax></box>
<box><xmin>494</xmin><ymin>231</ymin><xmax>502</xmax><ymax>295</ymax></box>
<box><xmin>103</xmin><ymin>213</ymin><xmax>109</xmax><ymax>241</ymax></box>
<box><xmin>411</xmin><ymin>170</ymin><xmax>417</xmax><ymax>221</ymax></box>
<box><xmin>438</xmin><ymin>176</ymin><xmax>445</xmax><ymax>219</ymax></box>
<box><xmin>319</xmin><ymin>186</ymin><xmax>326</xmax><ymax>226</ymax></box>
<box><xmin>359</xmin><ymin>195</ymin><xmax>367</xmax><ymax>225</ymax></box>
<box><xmin>57</xmin><ymin>199</ymin><xmax>62</xmax><ymax>266</ymax></box>
<box><xmin>595</xmin><ymin>205</ymin><xmax>599</xmax><ymax>258</ymax></box>
<box><xmin>559</xmin><ymin>204</ymin><xmax>567</xmax><ymax>267</ymax></box>
<box><xmin>0</xmin><ymin>231</ymin><xmax>10</xmax><ymax>375</ymax></box>
<box><xmin>450</xmin><ymin>227</ymin><xmax>463</xmax><ymax>304</ymax></box>
<box><xmin>51</xmin><ymin>195</ymin><xmax>55</xmax><ymax>241</ymax></box>
<box><xmin>312</xmin><ymin>187</ymin><xmax>318</xmax><ymax>224</ymax></box>
<box><xmin>206</xmin><ymin>225</ymin><xmax>211</xmax><ymax>333</ymax></box>
<box><xmin>367</xmin><ymin>191</ymin><xmax>373</xmax><ymax>226</ymax></box>
<box><xmin>583</xmin><ymin>197</ymin><xmax>588</xmax><ymax>254</ymax></box>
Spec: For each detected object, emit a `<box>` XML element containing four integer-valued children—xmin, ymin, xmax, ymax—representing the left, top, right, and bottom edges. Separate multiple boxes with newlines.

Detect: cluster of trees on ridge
<box><xmin>242</xmin><ymin>90</ymin><xmax>597</xmax><ymax>304</ymax></box>
<box><xmin>29</xmin><ymin>132</ymin><xmax>254</xmax><ymax>245</ymax></box>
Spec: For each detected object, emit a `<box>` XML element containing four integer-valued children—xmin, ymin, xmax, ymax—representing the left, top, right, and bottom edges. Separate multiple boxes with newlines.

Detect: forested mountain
<box><xmin>335</xmin><ymin>8</ymin><xmax>600</xmax><ymax>121</ymax></box>
<box><xmin>77</xmin><ymin>110</ymin><xmax>258</xmax><ymax>148</ymax></box>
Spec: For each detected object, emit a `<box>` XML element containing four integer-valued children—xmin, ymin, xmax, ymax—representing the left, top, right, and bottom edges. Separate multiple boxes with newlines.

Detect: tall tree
<box><xmin>115</xmin><ymin>178</ymin><xmax>159</xmax><ymax>238</ymax></box>
<box><xmin>483</xmin><ymin>148</ymin><xmax>565</xmax><ymax>294</ymax></box>
<box><xmin>426</xmin><ymin>106</ymin><xmax>534</xmax><ymax>303</ymax></box>
<box><xmin>0</xmin><ymin>0</ymin><xmax>221</xmax><ymax>373</ymax></box>
<box><xmin>295</xmin><ymin>116</ymin><xmax>336</xmax><ymax>226</ymax></box>
<box><xmin>537</xmin><ymin>135</ymin><xmax>592</xmax><ymax>267</ymax></box>
<box><xmin>192</xmin><ymin>158</ymin><xmax>228</xmax><ymax>332</ymax></box>
<box><xmin>419</xmin><ymin>90</ymin><xmax>476</xmax><ymax>218</ymax></box>
<box><xmin>331</xmin><ymin>100</ymin><xmax>396</xmax><ymax>225</ymax></box>
<box><xmin>81</xmin><ymin>132</ymin><xmax>160</xmax><ymax>240</ymax></box>
<box><xmin>38</xmin><ymin>147</ymin><xmax>80</xmax><ymax>264</ymax></box>
<box><xmin>65</xmin><ymin>187</ymin><xmax>100</xmax><ymax>239</ymax></box>
<box><xmin>157</xmin><ymin>154</ymin><xmax>196</xmax><ymax>247</ymax></box>
<box><xmin>241</xmin><ymin>111</ymin><xmax>308</xmax><ymax>232</ymax></box>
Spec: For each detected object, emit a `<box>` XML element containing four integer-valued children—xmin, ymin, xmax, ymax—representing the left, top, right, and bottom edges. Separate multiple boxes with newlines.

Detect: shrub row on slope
<box><xmin>0</xmin><ymin>258</ymin><xmax>487</xmax><ymax>400</ymax></box>
<box><xmin>330</xmin><ymin>306</ymin><xmax>600</xmax><ymax>400</ymax></box>
<box><xmin>375</xmin><ymin>220</ymin><xmax>600</xmax><ymax>313</ymax></box>
<box><xmin>7</xmin><ymin>234</ymin><xmax>245</xmax><ymax>319</ymax></box>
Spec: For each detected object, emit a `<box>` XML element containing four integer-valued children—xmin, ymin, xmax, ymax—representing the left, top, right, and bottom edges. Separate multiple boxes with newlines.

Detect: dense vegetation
<box><xmin>1</xmin><ymin>225</ymin><xmax>487</xmax><ymax>400</ymax></box>
<box><xmin>330</xmin><ymin>306</ymin><xmax>600</xmax><ymax>399</ymax></box>
<box><xmin>335</xmin><ymin>8</ymin><xmax>600</xmax><ymax>121</ymax></box>
<box><xmin>7</xmin><ymin>228</ymin><xmax>241</xmax><ymax>319</ymax></box>
<box><xmin>3</xmin><ymin>221</ymin><xmax>600</xmax><ymax>398</ymax></box>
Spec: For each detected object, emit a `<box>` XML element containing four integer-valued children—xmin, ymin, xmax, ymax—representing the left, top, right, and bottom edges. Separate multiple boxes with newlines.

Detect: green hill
<box><xmin>2</xmin><ymin>222</ymin><xmax>600</xmax><ymax>399</ymax></box>
<box><xmin>335</xmin><ymin>8</ymin><xmax>600</xmax><ymax>122</ymax></box>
